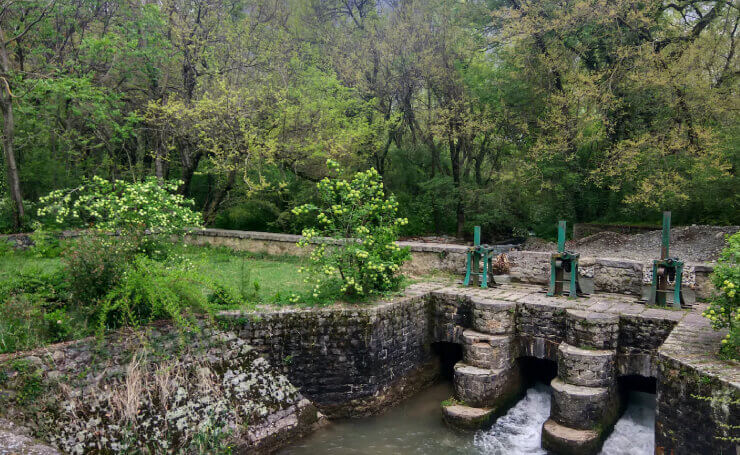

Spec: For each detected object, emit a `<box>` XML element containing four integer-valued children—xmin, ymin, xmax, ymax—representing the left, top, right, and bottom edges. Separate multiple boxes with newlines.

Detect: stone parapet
<box><xmin>655</xmin><ymin>313</ymin><xmax>740</xmax><ymax>454</ymax></box>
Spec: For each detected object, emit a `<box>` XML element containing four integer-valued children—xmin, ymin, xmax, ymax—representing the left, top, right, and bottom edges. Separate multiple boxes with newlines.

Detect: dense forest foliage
<box><xmin>0</xmin><ymin>0</ymin><xmax>737</xmax><ymax>238</ymax></box>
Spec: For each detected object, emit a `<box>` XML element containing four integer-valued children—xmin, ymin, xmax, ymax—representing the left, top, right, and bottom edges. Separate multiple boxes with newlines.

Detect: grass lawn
<box><xmin>179</xmin><ymin>245</ymin><xmax>312</xmax><ymax>305</ymax></box>
<box><xmin>0</xmin><ymin>244</ymin><xmax>312</xmax><ymax>306</ymax></box>
<box><xmin>0</xmin><ymin>253</ymin><xmax>63</xmax><ymax>282</ymax></box>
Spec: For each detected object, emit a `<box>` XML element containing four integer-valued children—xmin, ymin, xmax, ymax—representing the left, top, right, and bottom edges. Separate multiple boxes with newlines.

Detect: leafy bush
<box><xmin>37</xmin><ymin>176</ymin><xmax>202</xmax><ymax>234</ymax></box>
<box><xmin>43</xmin><ymin>308</ymin><xmax>74</xmax><ymax>342</ymax></box>
<box><xmin>292</xmin><ymin>160</ymin><xmax>410</xmax><ymax>297</ymax></box>
<box><xmin>28</xmin><ymin>226</ymin><xmax>64</xmax><ymax>258</ymax></box>
<box><xmin>0</xmin><ymin>296</ymin><xmax>46</xmax><ymax>353</ymax></box>
<box><xmin>98</xmin><ymin>256</ymin><xmax>212</xmax><ymax>334</ymax></box>
<box><xmin>703</xmin><ymin>232</ymin><xmax>739</xmax><ymax>360</ymax></box>
<box><xmin>63</xmin><ymin>236</ymin><xmax>132</xmax><ymax>305</ymax></box>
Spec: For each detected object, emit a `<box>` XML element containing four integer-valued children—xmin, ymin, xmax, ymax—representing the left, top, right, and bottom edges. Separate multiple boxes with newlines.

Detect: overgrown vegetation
<box><xmin>0</xmin><ymin>242</ymin><xmax>324</xmax><ymax>354</ymax></box>
<box><xmin>0</xmin><ymin>0</ymin><xmax>736</xmax><ymax>238</ymax></box>
<box><xmin>703</xmin><ymin>232</ymin><xmax>739</xmax><ymax>360</ymax></box>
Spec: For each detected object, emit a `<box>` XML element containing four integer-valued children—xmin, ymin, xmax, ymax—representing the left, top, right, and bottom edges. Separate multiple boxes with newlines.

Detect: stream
<box><xmin>279</xmin><ymin>382</ymin><xmax>655</xmax><ymax>455</ymax></box>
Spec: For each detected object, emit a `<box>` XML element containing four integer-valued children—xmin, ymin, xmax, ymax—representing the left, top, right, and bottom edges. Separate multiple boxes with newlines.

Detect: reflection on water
<box><xmin>280</xmin><ymin>382</ymin><xmax>476</xmax><ymax>454</ymax></box>
<box><xmin>279</xmin><ymin>382</ymin><xmax>655</xmax><ymax>455</ymax></box>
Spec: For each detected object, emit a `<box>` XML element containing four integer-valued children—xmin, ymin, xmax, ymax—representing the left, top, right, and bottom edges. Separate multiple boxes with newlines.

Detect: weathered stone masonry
<box><xmin>0</xmin><ymin>281</ymin><xmax>735</xmax><ymax>454</ymax></box>
<box><xmin>218</xmin><ymin>283</ymin><xmax>441</xmax><ymax>418</ymax></box>
<box><xmin>219</xmin><ymin>283</ymin><xmax>738</xmax><ymax>455</ymax></box>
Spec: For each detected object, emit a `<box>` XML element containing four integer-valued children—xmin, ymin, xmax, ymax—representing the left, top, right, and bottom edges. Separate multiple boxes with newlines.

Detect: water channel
<box><xmin>280</xmin><ymin>381</ymin><xmax>655</xmax><ymax>455</ymax></box>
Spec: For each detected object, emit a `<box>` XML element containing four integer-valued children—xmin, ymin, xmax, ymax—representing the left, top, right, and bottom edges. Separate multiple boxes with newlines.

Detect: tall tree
<box><xmin>0</xmin><ymin>0</ymin><xmax>54</xmax><ymax>229</ymax></box>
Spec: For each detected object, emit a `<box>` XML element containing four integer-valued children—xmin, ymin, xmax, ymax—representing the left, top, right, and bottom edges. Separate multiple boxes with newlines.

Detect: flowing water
<box><xmin>280</xmin><ymin>382</ymin><xmax>655</xmax><ymax>455</ymax></box>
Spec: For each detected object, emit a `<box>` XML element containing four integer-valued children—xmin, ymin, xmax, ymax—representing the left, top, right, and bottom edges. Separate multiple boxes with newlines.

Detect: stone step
<box><xmin>550</xmin><ymin>378</ymin><xmax>621</xmax><ymax>430</ymax></box>
<box><xmin>441</xmin><ymin>403</ymin><xmax>494</xmax><ymax>430</ymax></box>
<box><xmin>541</xmin><ymin>418</ymin><xmax>602</xmax><ymax>455</ymax></box>
<box><xmin>565</xmin><ymin>310</ymin><xmax>619</xmax><ymax>350</ymax></box>
<box><xmin>470</xmin><ymin>297</ymin><xmax>517</xmax><ymax>335</ymax></box>
<box><xmin>462</xmin><ymin>330</ymin><xmax>517</xmax><ymax>369</ymax></box>
<box><xmin>453</xmin><ymin>362</ymin><xmax>522</xmax><ymax>408</ymax></box>
<box><xmin>557</xmin><ymin>343</ymin><xmax>616</xmax><ymax>387</ymax></box>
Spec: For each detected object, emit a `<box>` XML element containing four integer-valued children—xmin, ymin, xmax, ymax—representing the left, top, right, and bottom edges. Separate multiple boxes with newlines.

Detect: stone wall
<box><xmin>0</xmin><ymin>327</ymin><xmax>324</xmax><ymax>454</ymax></box>
<box><xmin>185</xmin><ymin>229</ymin><xmax>716</xmax><ymax>300</ymax></box>
<box><xmin>1</xmin><ymin>280</ymin><xmax>735</xmax><ymax>454</ymax></box>
<box><xmin>217</xmin><ymin>283</ymin><xmax>442</xmax><ymax>418</ymax></box>
<box><xmin>656</xmin><ymin>314</ymin><xmax>740</xmax><ymax>454</ymax></box>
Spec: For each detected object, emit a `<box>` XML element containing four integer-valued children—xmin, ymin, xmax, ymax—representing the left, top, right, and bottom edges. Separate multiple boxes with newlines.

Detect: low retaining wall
<box><xmin>217</xmin><ymin>283</ymin><xmax>441</xmax><ymax>418</ymax></box>
<box><xmin>656</xmin><ymin>314</ymin><xmax>740</xmax><ymax>454</ymax></box>
<box><xmin>186</xmin><ymin>229</ymin><xmax>716</xmax><ymax>300</ymax></box>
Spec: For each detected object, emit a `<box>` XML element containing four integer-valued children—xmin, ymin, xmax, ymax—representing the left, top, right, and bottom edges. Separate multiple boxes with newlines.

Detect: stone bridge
<box><xmin>219</xmin><ymin>282</ymin><xmax>739</xmax><ymax>455</ymax></box>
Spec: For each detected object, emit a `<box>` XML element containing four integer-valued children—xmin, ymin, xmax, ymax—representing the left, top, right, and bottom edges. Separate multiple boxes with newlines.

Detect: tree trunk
<box><xmin>0</xmin><ymin>29</ymin><xmax>24</xmax><ymax>230</ymax></box>
<box><xmin>203</xmin><ymin>170</ymin><xmax>236</xmax><ymax>224</ymax></box>
<box><xmin>449</xmin><ymin>134</ymin><xmax>464</xmax><ymax>239</ymax></box>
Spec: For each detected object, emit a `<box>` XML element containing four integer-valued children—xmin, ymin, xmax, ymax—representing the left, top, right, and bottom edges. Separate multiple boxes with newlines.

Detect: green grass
<box><xmin>176</xmin><ymin>245</ymin><xmax>312</xmax><ymax>305</ymax></box>
<box><xmin>0</xmin><ymin>253</ymin><xmax>62</xmax><ymax>282</ymax></box>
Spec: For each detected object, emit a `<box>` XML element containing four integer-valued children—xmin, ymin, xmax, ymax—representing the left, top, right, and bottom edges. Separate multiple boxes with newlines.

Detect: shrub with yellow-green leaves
<box><xmin>703</xmin><ymin>231</ymin><xmax>739</xmax><ymax>360</ymax></box>
<box><xmin>292</xmin><ymin>160</ymin><xmax>410</xmax><ymax>298</ymax></box>
<box><xmin>37</xmin><ymin>176</ymin><xmax>202</xmax><ymax>234</ymax></box>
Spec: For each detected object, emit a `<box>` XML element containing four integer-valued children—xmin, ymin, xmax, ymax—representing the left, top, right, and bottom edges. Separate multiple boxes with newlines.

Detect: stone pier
<box><xmin>443</xmin><ymin>298</ymin><xmax>522</xmax><ymax>429</ymax></box>
<box><xmin>541</xmin><ymin>310</ymin><xmax>622</xmax><ymax>454</ymax></box>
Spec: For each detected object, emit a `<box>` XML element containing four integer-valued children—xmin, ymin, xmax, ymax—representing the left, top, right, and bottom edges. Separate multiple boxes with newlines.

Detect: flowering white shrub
<box><xmin>37</xmin><ymin>176</ymin><xmax>202</xmax><ymax>234</ymax></box>
<box><xmin>292</xmin><ymin>160</ymin><xmax>410</xmax><ymax>297</ymax></box>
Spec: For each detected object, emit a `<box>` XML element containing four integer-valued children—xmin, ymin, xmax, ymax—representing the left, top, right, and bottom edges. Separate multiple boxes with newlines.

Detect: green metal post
<box><xmin>557</xmin><ymin>221</ymin><xmax>566</xmax><ymax>253</ymax></box>
<box><xmin>474</xmin><ymin>226</ymin><xmax>481</xmax><ymax>248</ymax></box>
<box><xmin>481</xmin><ymin>254</ymin><xmax>489</xmax><ymax>288</ymax></box>
<box><xmin>661</xmin><ymin>211</ymin><xmax>671</xmax><ymax>260</ymax></box>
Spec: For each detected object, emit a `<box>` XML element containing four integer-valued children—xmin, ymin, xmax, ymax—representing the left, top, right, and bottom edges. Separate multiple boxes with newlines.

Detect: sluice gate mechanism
<box><xmin>463</xmin><ymin>226</ymin><xmax>498</xmax><ymax>289</ymax></box>
<box><xmin>547</xmin><ymin>220</ymin><xmax>586</xmax><ymax>298</ymax></box>
<box><xmin>643</xmin><ymin>211</ymin><xmax>687</xmax><ymax>309</ymax></box>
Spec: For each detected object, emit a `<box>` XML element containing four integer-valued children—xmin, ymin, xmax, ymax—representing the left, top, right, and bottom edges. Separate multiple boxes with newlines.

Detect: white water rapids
<box><xmin>473</xmin><ymin>383</ymin><xmax>655</xmax><ymax>455</ymax></box>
